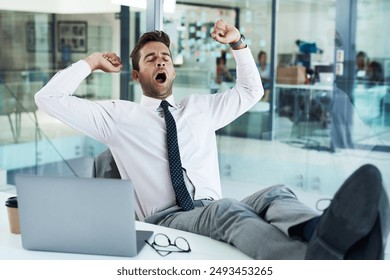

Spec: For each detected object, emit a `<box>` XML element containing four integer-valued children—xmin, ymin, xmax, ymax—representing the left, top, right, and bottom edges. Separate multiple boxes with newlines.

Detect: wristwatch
<box><xmin>229</xmin><ymin>34</ymin><xmax>246</xmax><ymax>48</ymax></box>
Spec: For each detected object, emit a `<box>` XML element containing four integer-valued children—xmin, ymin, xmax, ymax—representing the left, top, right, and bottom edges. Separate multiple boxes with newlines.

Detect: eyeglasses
<box><xmin>145</xmin><ymin>233</ymin><xmax>191</xmax><ymax>257</ymax></box>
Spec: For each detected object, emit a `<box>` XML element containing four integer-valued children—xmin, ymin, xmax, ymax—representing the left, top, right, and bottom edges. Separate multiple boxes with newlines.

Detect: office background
<box><xmin>0</xmin><ymin>0</ymin><xmax>389</xmax><ymax>212</ymax></box>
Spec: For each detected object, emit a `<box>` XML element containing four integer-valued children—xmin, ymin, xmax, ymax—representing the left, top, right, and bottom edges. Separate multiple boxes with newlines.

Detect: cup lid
<box><xmin>5</xmin><ymin>196</ymin><xmax>18</xmax><ymax>208</ymax></box>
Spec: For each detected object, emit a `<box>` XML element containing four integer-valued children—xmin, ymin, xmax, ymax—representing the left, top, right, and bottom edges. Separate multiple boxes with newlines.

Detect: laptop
<box><xmin>15</xmin><ymin>174</ymin><xmax>153</xmax><ymax>257</ymax></box>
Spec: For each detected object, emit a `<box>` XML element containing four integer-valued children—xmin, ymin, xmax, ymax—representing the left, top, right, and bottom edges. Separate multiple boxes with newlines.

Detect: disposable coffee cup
<box><xmin>5</xmin><ymin>196</ymin><xmax>20</xmax><ymax>234</ymax></box>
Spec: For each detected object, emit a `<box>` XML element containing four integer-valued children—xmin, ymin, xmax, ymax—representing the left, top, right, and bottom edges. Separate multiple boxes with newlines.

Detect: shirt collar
<box><xmin>140</xmin><ymin>94</ymin><xmax>178</xmax><ymax>111</ymax></box>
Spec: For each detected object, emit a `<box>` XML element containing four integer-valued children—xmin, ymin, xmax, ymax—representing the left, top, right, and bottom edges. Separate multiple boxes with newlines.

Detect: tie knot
<box><xmin>161</xmin><ymin>100</ymin><xmax>170</xmax><ymax>110</ymax></box>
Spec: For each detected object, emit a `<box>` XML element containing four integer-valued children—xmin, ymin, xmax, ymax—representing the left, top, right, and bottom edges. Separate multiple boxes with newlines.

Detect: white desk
<box><xmin>275</xmin><ymin>83</ymin><xmax>333</xmax><ymax>123</ymax></box>
<box><xmin>275</xmin><ymin>83</ymin><xmax>333</xmax><ymax>91</ymax></box>
<box><xmin>0</xmin><ymin>192</ymin><xmax>250</xmax><ymax>260</ymax></box>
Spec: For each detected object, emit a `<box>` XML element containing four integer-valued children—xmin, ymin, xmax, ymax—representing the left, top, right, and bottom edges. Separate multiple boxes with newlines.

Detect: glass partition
<box><xmin>354</xmin><ymin>0</ymin><xmax>390</xmax><ymax>148</ymax></box>
<box><xmin>0</xmin><ymin>9</ymin><xmax>124</xmax><ymax>192</ymax></box>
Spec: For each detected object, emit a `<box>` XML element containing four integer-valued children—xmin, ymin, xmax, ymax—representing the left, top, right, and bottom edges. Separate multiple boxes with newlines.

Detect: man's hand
<box><xmin>84</xmin><ymin>52</ymin><xmax>122</xmax><ymax>72</ymax></box>
<box><xmin>211</xmin><ymin>19</ymin><xmax>245</xmax><ymax>49</ymax></box>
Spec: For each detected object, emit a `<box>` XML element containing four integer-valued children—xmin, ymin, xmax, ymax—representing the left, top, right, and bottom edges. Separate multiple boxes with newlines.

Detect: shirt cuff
<box><xmin>51</xmin><ymin>60</ymin><xmax>92</xmax><ymax>95</ymax></box>
<box><xmin>73</xmin><ymin>60</ymin><xmax>93</xmax><ymax>78</ymax></box>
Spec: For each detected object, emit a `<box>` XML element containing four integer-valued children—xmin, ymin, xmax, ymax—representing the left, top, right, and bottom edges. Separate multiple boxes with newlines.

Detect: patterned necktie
<box><xmin>160</xmin><ymin>100</ymin><xmax>194</xmax><ymax>211</ymax></box>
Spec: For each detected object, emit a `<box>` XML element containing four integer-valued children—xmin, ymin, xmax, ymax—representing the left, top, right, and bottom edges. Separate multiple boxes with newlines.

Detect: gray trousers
<box><xmin>145</xmin><ymin>185</ymin><xmax>319</xmax><ymax>259</ymax></box>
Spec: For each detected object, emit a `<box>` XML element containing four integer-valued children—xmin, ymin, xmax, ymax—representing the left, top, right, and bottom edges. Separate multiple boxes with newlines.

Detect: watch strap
<box><xmin>229</xmin><ymin>34</ymin><xmax>246</xmax><ymax>48</ymax></box>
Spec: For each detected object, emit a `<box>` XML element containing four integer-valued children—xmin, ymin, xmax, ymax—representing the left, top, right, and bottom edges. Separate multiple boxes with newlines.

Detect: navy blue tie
<box><xmin>161</xmin><ymin>100</ymin><xmax>194</xmax><ymax>211</ymax></box>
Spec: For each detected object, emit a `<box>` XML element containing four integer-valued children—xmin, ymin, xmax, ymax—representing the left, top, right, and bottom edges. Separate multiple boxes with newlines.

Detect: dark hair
<box><xmin>130</xmin><ymin>30</ymin><xmax>171</xmax><ymax>71</ymax></box>
<box><xmin>356</xmin><ymin>51</ymin><xmax>367</xmax><ymax>59</ymax></box>
<box><xmin>258</xmin><ymin>50</ymin><xmax>266</xmax><ymax>59</ymax></box>
<box><xmin>367</xmin><ymin>61</ymin><xmax>384</xmax><ymax>84</ymax></box>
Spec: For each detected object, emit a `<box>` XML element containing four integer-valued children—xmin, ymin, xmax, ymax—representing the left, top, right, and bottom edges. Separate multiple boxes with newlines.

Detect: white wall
<box><xmin>276</xmin><ymin>1</ymin><xmax>335</xmax><ymax>64</ymax></box>
<box><xmin>356</xmin><ymin>0</ymin><xmax>390</xmax><ymax>60</ymax></box>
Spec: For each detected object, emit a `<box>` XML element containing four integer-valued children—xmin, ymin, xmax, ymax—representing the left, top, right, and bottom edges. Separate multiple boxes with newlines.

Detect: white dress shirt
<box><xmin>35</xmin><ymin>47</ymin><xmax>263</xmax><ymax>221</ymax></box>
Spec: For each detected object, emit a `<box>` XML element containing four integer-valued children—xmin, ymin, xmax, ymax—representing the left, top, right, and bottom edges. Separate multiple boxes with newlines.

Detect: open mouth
<box><xmin>155</xmin><ymin>72</ymin><xmax>167</xmax><ymax>84</ymax></box>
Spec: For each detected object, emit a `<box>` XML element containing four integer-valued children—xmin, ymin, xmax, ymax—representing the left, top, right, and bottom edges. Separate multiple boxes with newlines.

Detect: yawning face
<box><xmin>132</xmin><ymin>41</ymin><xmax>176</xmax><ymax>100</ymax></box>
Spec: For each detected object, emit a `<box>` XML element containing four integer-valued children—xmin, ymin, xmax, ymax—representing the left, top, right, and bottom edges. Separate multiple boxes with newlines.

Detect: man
<box><xmin>35</xmin><ymin>19</ymin><xmax>389</xmax><ymax>259</ymax></box>
<box><xmin>356</xmin><ymin>51</ymin><xmax>368</xmax><ymax>79</ymax></box>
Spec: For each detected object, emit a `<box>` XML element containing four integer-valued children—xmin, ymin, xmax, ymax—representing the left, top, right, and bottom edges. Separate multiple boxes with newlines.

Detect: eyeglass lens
<box><xmin>173</xmin><ymin>237</ymin><xmax>190</xmax><ymax>251</ymax></box>
<box><xmin>147</xmin><ymin>233</ymin><xmax>191</xmax><ymax>256</ymax></box>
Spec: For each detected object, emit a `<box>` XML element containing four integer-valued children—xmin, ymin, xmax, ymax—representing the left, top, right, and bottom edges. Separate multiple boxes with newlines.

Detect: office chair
<box><xmin>92</xmin><ymin>148</ymin><xmax>121</xmax><ymax>179</ymax></box>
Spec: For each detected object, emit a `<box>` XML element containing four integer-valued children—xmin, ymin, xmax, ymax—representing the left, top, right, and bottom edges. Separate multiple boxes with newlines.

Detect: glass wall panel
<box><xmin>354</xmin><ymin>0</ymin><xmax>390</xmax><ymax>147</ymax></box>
<box><xmin>272</xmin><ymin>0</ymin><xmax>388</xmax><ymax>204</ymax></box>
<box><xmin>0</xmin><ymin>7</ymin><xmax>127</xmax><ymax>191</ymax></box>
